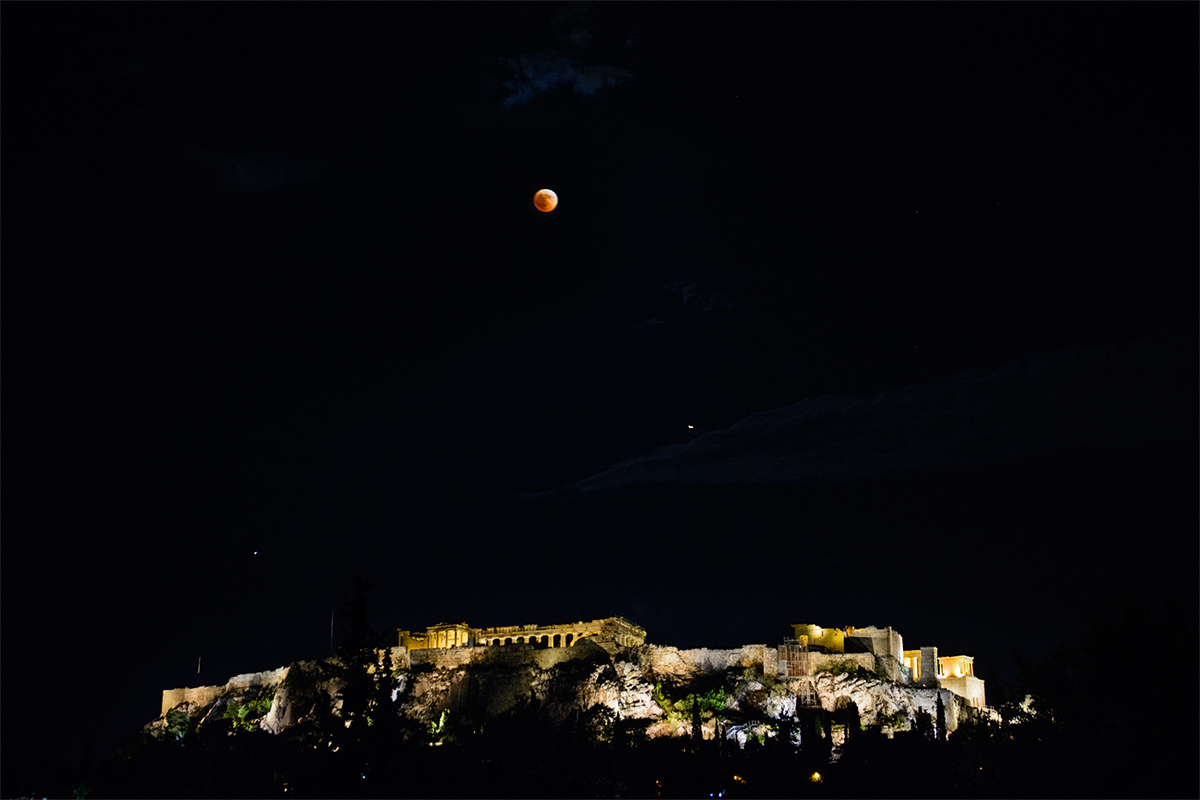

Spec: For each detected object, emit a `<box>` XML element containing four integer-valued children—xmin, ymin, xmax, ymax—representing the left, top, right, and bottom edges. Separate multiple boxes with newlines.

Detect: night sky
<box><xmin>4</xmin><ymin>2</ymin><xmax>1197</xmax><ymax>774</ymax></box>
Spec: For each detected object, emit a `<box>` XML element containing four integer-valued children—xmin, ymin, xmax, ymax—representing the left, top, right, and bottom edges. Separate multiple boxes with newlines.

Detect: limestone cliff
<box><xmin>151</xmin><ymin>641</ymin><xmax>982</xmax><ymax>746</ymax></box>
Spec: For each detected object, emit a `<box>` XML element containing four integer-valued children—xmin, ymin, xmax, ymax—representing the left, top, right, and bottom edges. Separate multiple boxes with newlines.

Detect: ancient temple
<box><xmin>398</xmin><ymin>616</ymin><xmax>647</xmax><ymax>651</ymax></box>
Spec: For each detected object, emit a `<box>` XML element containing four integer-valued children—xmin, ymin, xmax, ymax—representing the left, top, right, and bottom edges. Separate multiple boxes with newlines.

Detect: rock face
<box><xmin>154</xmin><ymin>641</ymin><xmax>979</xmax><ymax>744</ymax></box>
<box><xmin>636</xmin><ymin>644</ymin><xmax>777</xmax><ymax>684</ymax></box>
<box><xmin>261</xmin><ymin>661</ymin><xmax>325</xmax><ymax>734</ymax></box>
<box><xmin>806</xmin><ymin>672</ymin><xmax>964</xmax><ymax>733</ymax></box>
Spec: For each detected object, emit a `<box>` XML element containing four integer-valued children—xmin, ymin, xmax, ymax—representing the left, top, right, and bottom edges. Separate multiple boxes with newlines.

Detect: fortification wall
<box><xmin>939</xmin><ymin>675</ymin><xmax>986</xmax><ymax>709</ymax></box>
<box><xmin>227</xmin><ymin>667</ymin><xmax>289</xmax><ymax>690</ymax></box>
<box><xmin>411</xmin><ymin>646</ymin><xmax>487</xmax><ymax>669</ymax></box>
<box><xmin>409</xmin><ymin>640</ymin><xmax>613</xmax><ymax>671</ymax></box>
<box><xmin>161</xmin><ymin>685</ymin><xmax>226</xmax><ymax>717</ymax></box>
<box><xmin>380</xmin><ymin>646</ymin><xmax>409</xmax><ymax>671</ymax></box>
<box><xmin>162</xmin><ymin>666</ymin><xmax>290</xmax><ymax>716</ymax></box>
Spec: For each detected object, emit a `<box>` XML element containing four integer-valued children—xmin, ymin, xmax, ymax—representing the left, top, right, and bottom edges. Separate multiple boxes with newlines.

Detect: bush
<box><xmin>814</xmin><ymin>661</ymin><xmax>859</xmax><ymax>677</ymax></box>
<box><xmin>164</xmin><ymin>709</ymin><xmax>192</xmax><ymax>740</ymax></box>
<box><xmin>653</xmin><ymin>683</ymin><xmax>727</xmax><ymax>724</ymax></box>
<box><xmin>221</xmin><ymin>689</ymin><xmax>275</xmax><ymax>733</ymax></box>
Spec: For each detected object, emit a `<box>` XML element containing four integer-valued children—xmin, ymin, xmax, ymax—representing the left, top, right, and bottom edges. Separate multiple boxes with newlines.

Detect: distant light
<box><xmin>810</xmin><ymin>771</ymin><xmax>823</xmax><ymax>783</ymax></box>
<box><xmin>688</xmin><ymin>425</ymin><xmax>694</xmax><ymax>429</ymax></box>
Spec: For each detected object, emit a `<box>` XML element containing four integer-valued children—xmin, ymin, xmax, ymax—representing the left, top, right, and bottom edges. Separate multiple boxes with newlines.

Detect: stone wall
<box><xmin>938</xmin><ymin>675</ymin><xmax>986</xmax><ymax>709</ymax></box>
<box><xmin>409</xmin><ymin>640</ymin><xmax>615</xmax><ymax>672</ymax></box>
<box><xmin>160</xmin><ymin>685</ymin><xmax>226</xmax><ymax>717</ymax></box>
<box><xmin>917</xmin><ymin>646</ymin><xmax>939</xmax><ymax>688</ymax></box>
<box><xmin>410</xmin><ymin>646</ymin><xmax>481</xmax><ymax>669</ymax></box>
<box><xmin>161</xmin><ymin>666</ymin><xmax>290</xmax><ymax>717</ymax></box>
<box><xmin>227</xmin><ymin>667</ymin><xmax>289</xmax><ymax>690</ymax></box>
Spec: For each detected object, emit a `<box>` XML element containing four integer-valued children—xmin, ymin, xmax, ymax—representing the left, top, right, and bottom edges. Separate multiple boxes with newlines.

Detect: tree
<box><xmin>935</xmin><ymin>691</ymin><xmax>947</xmax><ymax>743</ymax></box>
<box><xmin>337</xmin><ymin>573</ymin><xmax>381</xmax><ymax>653</ymax></box>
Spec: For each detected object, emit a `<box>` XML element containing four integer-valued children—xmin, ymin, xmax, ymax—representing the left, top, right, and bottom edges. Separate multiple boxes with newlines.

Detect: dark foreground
<box><xmin>8</xmin><ymin>610</ymin><xmax>1197</xmax><ymax>800</ymax></box>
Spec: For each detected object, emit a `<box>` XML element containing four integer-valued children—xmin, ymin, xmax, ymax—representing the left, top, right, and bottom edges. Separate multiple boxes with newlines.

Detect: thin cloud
<box><xmin>496</xmin><ymin>52</ymin><xmax>633</xmax><ymax>109</ymax></box>
<box><xmin>664</xmin><ymin>280</ymin><xmax>738</xmax><ymax>313</ymax></box>
<box><xmin>178</xmin><ymin>144</ymin><xmax>322</xmax><ymax>194</ymax></box>
<box><xmin>555</xmin><ymin>335</ymin><xmax>1196</xmax><ymax>492</ymax></box>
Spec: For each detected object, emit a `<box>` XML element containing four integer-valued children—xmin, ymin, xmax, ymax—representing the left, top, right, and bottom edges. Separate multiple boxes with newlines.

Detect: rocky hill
<box><xmin>149</xmin><ymin>639</ymin><xmax>979</xmax><ymax>754</ymax></box>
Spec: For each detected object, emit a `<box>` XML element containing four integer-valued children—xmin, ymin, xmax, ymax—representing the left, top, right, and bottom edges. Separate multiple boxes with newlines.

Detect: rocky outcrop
<box><xmin>635</xmin><ymin>644</ymin><xmax>775</xmax><ymax>685</ymax></box>
<box><xmin>808</xmin><ymin>672</ymin><xmax>967</xmax><ymax>733</ymax></box>
<box><xmin>576</xmin><ymin>659</ymin><xmax>660</xmax><ymax>720</ymax></box>
<box><xmin>162</xmin><ymin>666</ymin><xmax>290</xmax><ymax>718</ymax></box>
<box><xmin>154</xmin><ymin>640</ymin><xmax>981</xmax><ymax>745</ymax></box>
<box><xmin>261</xmin><ymin>661</ymin><xmax>335</xmax><ymax>734</ymax></box>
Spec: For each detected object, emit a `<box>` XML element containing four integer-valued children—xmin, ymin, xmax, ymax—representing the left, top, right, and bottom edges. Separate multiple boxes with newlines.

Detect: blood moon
<box><xmin>533</xmin><ymin>188</ymin><xmax>558</xmax><ymax>212</ymax></box>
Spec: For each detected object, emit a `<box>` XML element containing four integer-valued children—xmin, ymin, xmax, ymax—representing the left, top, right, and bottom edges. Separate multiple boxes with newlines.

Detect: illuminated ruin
<box><xmin>782</xmin><ymin>623</ymin><xmax>986</xmax><ymax>708</ymax></box>
<box><xmin>158</xmin><ymin>616</ymin><xmax>991</xmax><ymax>740</ymax></box>
<box><xmin>398</xmin><ymin>616</ymin><xmax>648</xmax><ymax>651</ymax></box>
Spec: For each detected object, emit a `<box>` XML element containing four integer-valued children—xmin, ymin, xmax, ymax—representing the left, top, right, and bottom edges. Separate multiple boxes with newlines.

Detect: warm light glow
<box><xmin>810</xmin><ymin>772</ymin><xmax>823</xmax><ymax>783</ymax></box>
<box><xmin>733</xmin><ymin>775</ymin><xmax>745</xmax><ymax>784</ymax></box>
<box><xmin>534</xmin><ymin>188</ymin><xmax>558</xmax><ymax>212</ymax></box>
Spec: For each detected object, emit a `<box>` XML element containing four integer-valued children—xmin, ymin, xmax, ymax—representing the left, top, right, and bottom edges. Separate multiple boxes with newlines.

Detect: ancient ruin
<box><xmin>398</xmin><ymin>616</ymin><xmax>647</xmax><ymax>650</ymax></box>
<box><xmin>781</xmin><ymin>623</ymin><xmax>986</xmax><ymax>708</ymax></box>
<box><xmin>156</xmin><ymin>616</ymin><xmax>990</xmax><ymax>746</ymax></box>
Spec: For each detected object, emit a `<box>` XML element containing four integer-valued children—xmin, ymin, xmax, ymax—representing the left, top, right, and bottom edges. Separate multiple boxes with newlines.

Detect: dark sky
<box><xmin>4</xmin><ymin>2</ymin><xmax>1197</xmax><ymax>773</ymax></box>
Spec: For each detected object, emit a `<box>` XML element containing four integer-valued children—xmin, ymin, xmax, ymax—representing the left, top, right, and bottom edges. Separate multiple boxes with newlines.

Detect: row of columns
<box><xmin>478</xmin><ymin>631</ymin><xmax>595</xmax><ymax>647</ymax></box>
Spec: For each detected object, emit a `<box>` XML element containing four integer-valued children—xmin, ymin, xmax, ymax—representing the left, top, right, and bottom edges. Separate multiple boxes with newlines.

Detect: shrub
<box><xmin>653</xmin><ymin>683</ymin><xmax>728</xmax><ymax>724</ymax></box>
<box><xmin>221</xmin><ymin>688</ymin><xmax>275</xmax><ymax>733</ymax></box>
<box><xmin>814</xmin><ymin>661</ymin><xmax>857</xmax><ymax>677</ymax></box>
<box><xmin>164</xmin><ymin>708</ymin><xmax>192</xmax><ymax>740</ymax></box>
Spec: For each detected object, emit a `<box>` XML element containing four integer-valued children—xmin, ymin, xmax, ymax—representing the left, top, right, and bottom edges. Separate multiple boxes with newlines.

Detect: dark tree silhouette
<box><xmin>935</xmin><ymin>691</ymin><xmax>947</xmax><ymax>743</ymax></box>
<box><xmin>337</xmin><ymin>574</ymin><xmax>381</xmax><ymax>654</ymax></box>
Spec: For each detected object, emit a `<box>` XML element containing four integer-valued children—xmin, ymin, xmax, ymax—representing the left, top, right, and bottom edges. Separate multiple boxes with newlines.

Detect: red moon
<box><xmin>534</xmin><ymin>189</ymin><xmax>558</xmax><ymax>212</ymax></box>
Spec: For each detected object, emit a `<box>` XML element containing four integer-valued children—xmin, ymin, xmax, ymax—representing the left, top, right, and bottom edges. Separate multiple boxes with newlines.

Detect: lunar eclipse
<box><xmin>534</xmin><ymin>188</ymin><xmax>558</xmax><ymax>212</ymax></box>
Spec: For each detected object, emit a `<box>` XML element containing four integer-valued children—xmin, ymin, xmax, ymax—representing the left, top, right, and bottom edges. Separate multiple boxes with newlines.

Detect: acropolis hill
<box><xmin>154</xmin><ymin>616</ymin><xmax>991</xmax><ymax>748</ymax></box>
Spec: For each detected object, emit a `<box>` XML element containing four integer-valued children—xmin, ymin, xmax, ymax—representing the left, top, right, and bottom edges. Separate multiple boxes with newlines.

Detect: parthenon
<box><xmin>398</xmin><ymin>616</ymin><xmax>647</xmax><ymax>651</ymax></box>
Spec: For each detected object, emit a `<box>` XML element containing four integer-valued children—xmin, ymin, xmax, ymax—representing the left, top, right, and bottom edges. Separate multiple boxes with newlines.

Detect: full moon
<box><xmin>534</xmin><ymin>188</ymin><xmax>558</xmax><ymax>212</ymax></box>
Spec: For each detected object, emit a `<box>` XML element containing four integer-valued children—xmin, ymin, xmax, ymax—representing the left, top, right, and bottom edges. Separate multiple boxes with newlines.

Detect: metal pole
<box><xmin>197</xmin><ymin>656</ymin><xmax>201</xmax><ymax>675</ymax></box>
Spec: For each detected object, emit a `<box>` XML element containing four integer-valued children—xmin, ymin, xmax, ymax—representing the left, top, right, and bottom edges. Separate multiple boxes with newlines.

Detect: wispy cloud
<box><xmin>491</xmin><ymin>2</ymin><xmax>639</xmax><ymax>109</ymax></box>
<box><xmin>664</xmin><ymin>280</ymin><xmax>738</xmax><ymax>313</ymax></box>
<box><xmin>550</xmin><ymin>335</ymin><xmax>1196</xmax><ymax>493</ymax></box>
<box><xmin>496</xmin><ymin>52</ymin><xmax>632</xmax><ymax>110</ymax></box>
<box><xmin>177</xmin><ymin>144</ymin><xmax>322</xmax><ymax>194</ymax></box>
